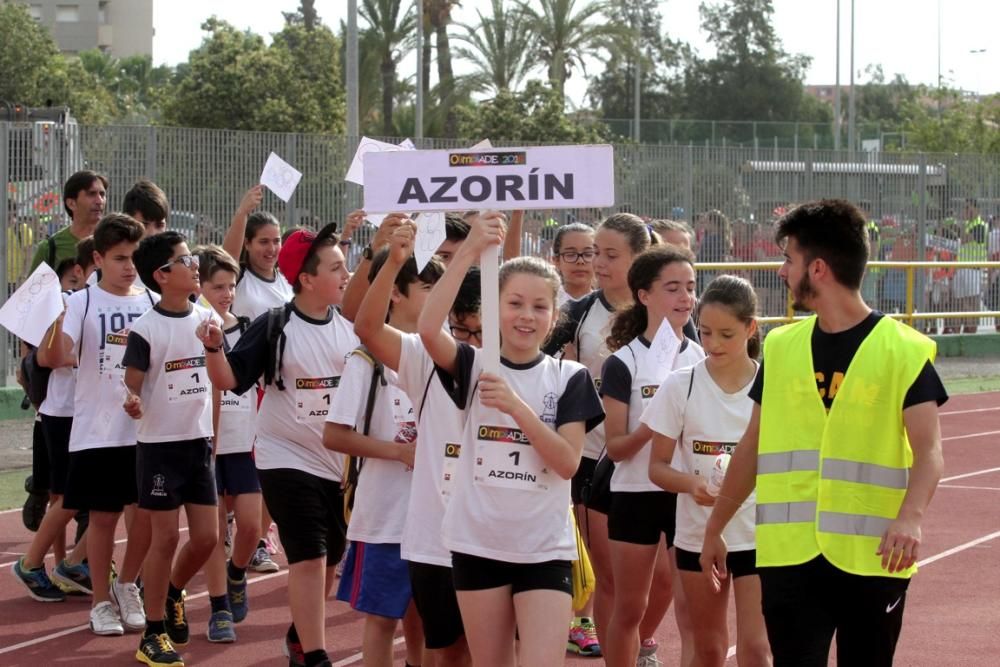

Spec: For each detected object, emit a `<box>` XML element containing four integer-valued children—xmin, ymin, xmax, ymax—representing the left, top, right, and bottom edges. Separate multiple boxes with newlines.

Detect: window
<box><xmin>98</xmin><ymin>1</ymin><xmax>108</xmax><ymax>24</ymax></box>
<box><xmin>28</xmin><ymin>5</ymin><xmax>43</xmax><ymax>20</ymax></box>
<box><xmin>55</xmin><ymin>5</ymin><xmax>80</xmax><ymax>22</ymax></box>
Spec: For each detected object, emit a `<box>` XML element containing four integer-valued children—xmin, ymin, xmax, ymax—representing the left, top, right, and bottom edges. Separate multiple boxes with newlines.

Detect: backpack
<box><xmin>341</xmin><ymin>345</ymin><xmax>387</xmax><ymax>525</ymax></box>
<box><xmin>263</xmin><ymin>303</ymin><xmax>294</xmax><ymax>390</ymax></box>
<box><xmin>21</xmin><ymin>286</ymin><xmax>88</xmax><ymax>409</ymax></box>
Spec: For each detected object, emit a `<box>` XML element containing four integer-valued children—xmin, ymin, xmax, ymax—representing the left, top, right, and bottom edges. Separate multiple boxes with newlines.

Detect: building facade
<box><xmin>21</xmin><ymin>0</ymin><xmax>153</xmax><ymax>57</ymax></box>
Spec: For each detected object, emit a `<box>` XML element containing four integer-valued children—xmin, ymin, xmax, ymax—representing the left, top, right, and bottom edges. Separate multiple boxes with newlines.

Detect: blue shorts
<box><xmin>215</xmin><ymin>452</ymin><xmax>261</xmax><ymax>496</ymax></box>
<box><xmin>336</xmin><ymin>542</ymin><xmax>412</xmax><ymax>619</ymax></box>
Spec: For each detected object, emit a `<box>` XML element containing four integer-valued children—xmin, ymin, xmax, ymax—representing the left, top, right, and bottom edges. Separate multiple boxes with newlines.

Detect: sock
<box><xmin>579</xmin><ymin>616</ymin><xmax>592</xmax><ymax>625</ymax></box>
<box><xmin>145</xmin><ymin>619</ymin><xmax>166</xmax><ymax>638</ymax></box>
<box><xmin>227</xmin><ymin>559</ymin><xmax>246</xmax><ymax>581</ymax></box>
<box><xmin>167</xmin><ymin>582</ymin><xmax>183</xmax><ymax>602</ymax></box>
<box><xmin>19</xmin><ymin>557</ymin><xmax>41</xmax><ymax>572</ymax></box>
<box><xmin>286</xmin><ymin>623</ymin><xmax>300</xmax><ymax>644</ymax></box>
<box><xmin>209</xmin><ymin>595</ymin><xmax>229</xmax><ymax>614</ymax></box>
<box><xmin>304</xmin><ymin>649</ymin><xmax>330</xmax><ymax>667</ymax></box>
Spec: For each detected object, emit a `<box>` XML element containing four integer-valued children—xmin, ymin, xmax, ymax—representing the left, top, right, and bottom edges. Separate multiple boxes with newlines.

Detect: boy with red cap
<box><xmin>199</xmin><ymin>223</ymin><xmax>358</xmax><ymax>667</ymax></box>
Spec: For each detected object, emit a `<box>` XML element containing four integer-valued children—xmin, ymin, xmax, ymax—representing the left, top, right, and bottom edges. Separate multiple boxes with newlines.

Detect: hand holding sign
<box><xmin>0</xmin><ymin>262</ymin><xmax>64</xmax><ymax>346</ymax></box>
<box><xmin>388</xmin><ymin>220</ymin><xmax>418</xmax><ymax>265</ymax></box>
<box><xmin>260</xmin><ymin>152</ymin><xmax>303</xmax><ymax>202</ymax></box>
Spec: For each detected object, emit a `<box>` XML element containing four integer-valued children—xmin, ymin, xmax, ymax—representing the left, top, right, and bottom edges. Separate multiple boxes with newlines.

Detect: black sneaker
<box><xmin>136</xmin><ymin>633</ymin><xmax>184</xmax><ymax>667</ymax></box>
<box><xmin>164</xmin><ymin>590</ymin><xmax>189</xmax><ymax>646</ymax></box>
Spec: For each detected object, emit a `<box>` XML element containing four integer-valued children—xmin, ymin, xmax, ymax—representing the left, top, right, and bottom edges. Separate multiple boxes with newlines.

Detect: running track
<box><xmin>1</xmin><ymin>391</ymin><xmax>998</xmax><ymax>666</ymax></box>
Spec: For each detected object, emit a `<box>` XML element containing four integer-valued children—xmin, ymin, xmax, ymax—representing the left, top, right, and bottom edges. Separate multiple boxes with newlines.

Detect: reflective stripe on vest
<box><xmin>818</xmin><ymin>512</ymin><xmax>893</xmax><ymax>538</ymax></box>
<box><xmin>822</xmin><ymin>458</ymin><xmax>909</xmax><ymax>489</ymax></box>
<box><xmin>758</xmin><ymin>450</ymin><xmax>820</xmax><ymax>474</ymax></box>
<box><xmin>757</xmin><ymin>501</ymin><xmax>816</xmax><ymax>524</ymax></box>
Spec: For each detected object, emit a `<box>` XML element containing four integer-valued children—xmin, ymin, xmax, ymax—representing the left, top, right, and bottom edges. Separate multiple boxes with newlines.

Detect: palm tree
<box><xmin>519</xmin><ymin>0</ymin><xmax>621</xmax><ymax>103</ymax></box>
<box><xmin>453</xmin><ymin>0</ymin><xmax>535</xmax><ymax>94</ymax></box>
<box><xmin>359</xmin><ymin>0</ymin><xmax>416</xmax><ymax>134</ymax></box>
<box><xmin>427</xmin><ymin>0</ymin><xmax>461</xmax><ymax>136</ymax></box>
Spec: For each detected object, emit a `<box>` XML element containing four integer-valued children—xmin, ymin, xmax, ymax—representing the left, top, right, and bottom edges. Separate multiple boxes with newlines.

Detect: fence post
<box><xmin>905</xmin><ymin>266</ymin><xmax>915</xmax><ymax>327</ymax></box>
<box><xmin>916</xmin><ymin>155</ymin><xmax>927</xmax><ymax>321</ymax></box>
<box><xmin>684</xmin><ymin>144</ymin><xmax>694</xmax><ymax>224</ymax></box>
<box><xmin>0</xmin><ymin>122</ymin><xmax>9</xmax><ymax>386</ymax></box>
<box><xmin>284</xmin><ymin>132</ymin><xmax>297</xmax><ymax>229</ymax></box>
<box><xmin>145</xmin><ymin>125</ymin><xmax>157</xmax><ymax>179</ymax></box>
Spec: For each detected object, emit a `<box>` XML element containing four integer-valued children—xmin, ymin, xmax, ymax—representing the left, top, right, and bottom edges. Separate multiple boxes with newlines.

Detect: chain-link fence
<box><xmin>2</xmin><ymin>122</ymin><xmax>999</xmax><ymax>383</ymax></box>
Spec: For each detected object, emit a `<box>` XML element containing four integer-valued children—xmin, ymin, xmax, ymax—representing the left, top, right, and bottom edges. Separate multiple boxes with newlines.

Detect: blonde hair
<box><xmin>499</xmin><ymin>256</ymin><xmax>561</xmax><ymax>307</ymax></box>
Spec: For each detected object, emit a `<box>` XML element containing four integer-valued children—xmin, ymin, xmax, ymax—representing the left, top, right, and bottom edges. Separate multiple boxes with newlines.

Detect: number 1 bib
<box><xmin>164</xmin><ymin>356</ymin><xmax>209</xmax><ymax>403</ymax></box>
<box><xmin>294</xmin><ymin>376</ymin><xmax>339</xmax><ymax>423</ymax></box>
<box><xmin>473</xmin><ymin>424</ymin><xmax>552</xmax><ymax>492</ymax></box>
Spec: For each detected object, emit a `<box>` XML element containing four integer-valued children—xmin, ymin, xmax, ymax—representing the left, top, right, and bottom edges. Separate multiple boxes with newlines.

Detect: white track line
<box><xmin>916</xmin><ymin>530</ymin><xmax>1000</xmax><ymax>568</ymax></box>
<box><xmin>0</xmin><ymin>507</ymin><xmax>22</xmax><ymax>515</ymax></box>
<box><xmin>0</xmin><ymin>569</ymin><xmax>286</xmax><ymax>654</ymax></box>
<box><xmin>940</xmin><ymin>484</ymin><xmax>1000</xmax><ymax>491</ymax></box>
<box><xmin>0</xmin><ymin>526</ymin><xmax>189</xmax><ymax>570</ymax></box>
<box><xmin>943</xmin><ymin>430</ymin><xmax>1000</xmax><ymax>442</ymax></box>
<box><xmin>332</xmin><ymin>637</ymin><xmax>405</xmax><ymax>666</ymax></box>
<box><xmin>940</xmin><ymin>467</ymin><xmax>1000</xmax><ymax>483</ymax></box>
<box><xmin>940</xmin><ymin>407</ymin><xmax>999</xmax><ymax>416</ymax></box>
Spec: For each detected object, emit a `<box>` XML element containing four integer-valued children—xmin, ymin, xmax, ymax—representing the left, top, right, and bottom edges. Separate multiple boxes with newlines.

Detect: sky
<box><xmin>152</xmin><ymin>0</ymin><xmax>998</xmax><ymax>109</ymax></box>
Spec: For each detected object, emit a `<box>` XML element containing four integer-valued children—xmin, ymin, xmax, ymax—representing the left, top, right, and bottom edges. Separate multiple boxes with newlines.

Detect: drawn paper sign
<box><xmin>362</xmin><ymin>144</ymin><xmax>615</xmax><ymax>213</ymax></box>
<box><xmin>413</xmin><ymin>211</ymin><xmax>446</xmax><ymax>272</ymax></box>
<box><xmin>260</xmin><ymin>152</ymin><xmax>303</xmax><ymax>202</ymax></box>
<box><xmin>0</xmin><ymin>262</ymin><xmax>64</xmax><ymax>346</ymax></box>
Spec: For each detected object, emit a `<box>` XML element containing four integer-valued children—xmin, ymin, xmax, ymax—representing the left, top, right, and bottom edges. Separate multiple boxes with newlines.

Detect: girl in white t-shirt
<box><xmin>418</xmin><ymin>214</ymin><xmax>605</xmax><ymax>667</ymax></box>
<box><xmin>601</xmin><ymin>245</ymin><xmax>704</xmax><ymax>667</ymax></box>
<box><xmin>644</xmin><ymin>275</ymin><xmax>770</xmax><ymax>667</ymax></box>
<box><xmin>551</xmin><ymin>223</ymin><xmax>596</xmax><ymax>307</ymax></box>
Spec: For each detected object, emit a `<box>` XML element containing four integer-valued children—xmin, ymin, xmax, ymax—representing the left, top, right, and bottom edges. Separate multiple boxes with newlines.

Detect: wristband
<box><xmin>204</xmin><ymin>345</ymin><xmax>222</xmax><ymax>353</ymax></box>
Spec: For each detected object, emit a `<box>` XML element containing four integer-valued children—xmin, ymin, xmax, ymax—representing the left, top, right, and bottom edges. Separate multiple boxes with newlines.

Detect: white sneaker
<box><xmin>249</xmin><ymin>546</ymin><xmax>279</xmax><ymax>573</ymax></box>
<box><xmin>110</xmin><ymin>579</ymin><xmax>146</xmax><ymax>632</ymax></box>
<box><xmin>90</xmin><ymin>600</ymin><xmax>124</xmax><ymax>636</ymax></box>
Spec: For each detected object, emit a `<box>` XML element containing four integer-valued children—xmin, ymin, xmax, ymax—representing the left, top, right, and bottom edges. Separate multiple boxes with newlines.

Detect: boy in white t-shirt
<box><xmin>194</xmin><ymin>245</ymin><xmax>262</xmax><ymax>643</ymax></box>
<box><xmin>199</xmin><ymin>224</ymin><xmax>357</xmax><ymax>667</ymax></box>
<box><xmin>124</xmin><ymin>231</ymin><xmax>222</xmax><ymax>667</ymax></box>
<box><xmin>13</xmin><ymin>216</ymin><xmax>157</xmax><ymax>638</ymax></box>
<box><xmin>324</xmin><ymin>226</ymin><xmax>444</xmax><ymax>667</ymax></box>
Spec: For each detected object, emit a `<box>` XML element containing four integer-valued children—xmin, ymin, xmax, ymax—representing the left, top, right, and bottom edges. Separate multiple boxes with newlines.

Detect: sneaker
<box><xmin>165</xmin><ymin>590</ymin><xmax>189</xmax><ymax>647</ymax></box>
<box><xmin>90</xmin><ymin>600</ymin><xmax>124</xmax><ymax>636</ymax></box>
<box><xmin>638</xmin><ymin>639</ymin><xmax>663</xmax><ymax>667</ymax></box>
<box><xmin>283</xmin><ymin>628</ymin><xmax>305</xmax><ymax>666</ymax></box>
<box><xmin>136</xmin><ymin>633</ymin><xmax>184</xmax><ymax>667</ymax></box>
<box><xmin>206</xmin><ymin>609</ymin><xmax>236</xmax><ymax>643</ymax></box>
<box><xmin>11</xmin><ymin>558</ymin><xmax>65</xmax><ymax>602</ymax></box>
<box><xmin>567</xmin><ymin>617</ymin><xmax>601</xmax><ymax>656</ymax></box>
<box><xmin>249</xmin><ymin>545</ymin><xmax>279</xmax><ymax>573</ymax></box>
<box><xmin>111</xmin><ymin>579</ymin><xmax>146</xmax><ymax>632</ymax></box>
<box><xmin>227</xmin><ymin>572</ymin><xmax>249</xmax><ymax>623</ymax></box>
<box><xmin>51</xmin><ymin>559</ymin><xmax>93</xmax><ymax>595</ymax></box>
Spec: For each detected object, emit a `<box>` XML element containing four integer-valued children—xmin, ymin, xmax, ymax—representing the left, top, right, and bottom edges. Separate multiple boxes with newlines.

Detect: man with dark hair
<box><xmin>123</xmin><ymin>179</ymin><xmax>170</xmax><ymax>238</ymax></box>
<box><xmin>701</xmin><ymin>199</ymin><xmax>947</xmax><ymax>667</ymax></box>
<box><xmin>30</xmin><ymin>170</ymin><xmax>108</xmax><ymax>273</ymax></box>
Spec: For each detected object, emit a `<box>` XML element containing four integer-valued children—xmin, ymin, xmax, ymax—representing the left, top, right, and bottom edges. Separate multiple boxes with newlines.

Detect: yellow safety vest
<box><xmin>757</xmin><ymin>315</ymin><xmax>935</xmax><ymax>578</ymax></box>
<box><xmin>957</xmin><ymin>217</ymin><xmax>987</xmax><ymax>262</ymax></box>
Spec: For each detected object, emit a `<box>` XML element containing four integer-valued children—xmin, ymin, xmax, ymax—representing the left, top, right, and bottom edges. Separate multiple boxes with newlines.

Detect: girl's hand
<box><xmin>371</xmin><ymin>214</ymin><xmax>406</xmax><ymax>251</ymax></box>
<box><xmin>389</xmin><ymin>220</ymin><xmax>417</xmax><ymax>265</ymax></box>
<box><xmin>465</xmin><ymin>211</ymin><xmax>506</xmax><ymax>255</ymax></box>
<box><xmin>689</xmin><ymin>476</ymin><xmax>717</xmax><ymax>507</ymax></box>
<box><xmin>123</xmin><ymin>392</ymin><xmax>143</xmax><ymax>419</ymax></box>
<box><xmin>196</xmin><ymin>318</ymin><xmax>224</xmax><ymax>349</ymax></box>
<box><xmin>395</xmin><ymin>441</ymin><xmax>416</xmax><ymax>469</ymax></box>
<box><xmin>478</xmin><ymin>372</ymin><xmax>522</xmax><ymax>416</ymax></box>
<box><xmin>237</xmin><ymin>185</ymin><xmax>264</xmax><ymax>215</ymax></box>
<box><xmin>342</xmin><ymin>209</ymin><xmax>366</xmax><ymax>240</ymax></box>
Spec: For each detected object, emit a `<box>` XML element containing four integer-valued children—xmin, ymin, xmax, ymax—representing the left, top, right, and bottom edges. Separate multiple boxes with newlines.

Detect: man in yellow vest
<box><xmin>954</xmin><ymin>199</ymin><xmax>987</xmax><ymax>333</ymax></box>
<box><xmin>700</xmin><ymin>199</ymin><xmax>947</xmax><ymax>666</ymax></box>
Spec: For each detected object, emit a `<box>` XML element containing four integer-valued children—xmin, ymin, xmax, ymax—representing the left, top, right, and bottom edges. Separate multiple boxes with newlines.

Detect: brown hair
<box><xmin>194</xmin><ymin>244</ymin><xmax>240</xmax><ymax>283</ymax></box>
<box><xmin>598</xmin><ymin>212</ymin><xmax>658</xmax><ymax>255</ymax></box>
<box><xmin>697</xmin><ymin>274</ymin><xmax>761</xmax><ymax>359</ymax></box>
<box><xmin>499</xmin><ymin>256</ymin><xmax>561</xmax><ymax>307</ymax></box>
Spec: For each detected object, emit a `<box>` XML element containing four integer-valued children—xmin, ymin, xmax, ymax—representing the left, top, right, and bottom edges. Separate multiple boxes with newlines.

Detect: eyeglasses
<box><xmin>450</xmin><ymin>324</ymin><xmax>483</xmax><ymax>342</ymax></box>
<box><xmin>157</xmin><ymin>254</ymin><xmax>199</xmax><ymax>272</ymax></box>
<box><xmin>557</xmin><ymin>250</ymin><xmax>595</xmax><ymax>264</ymax></box>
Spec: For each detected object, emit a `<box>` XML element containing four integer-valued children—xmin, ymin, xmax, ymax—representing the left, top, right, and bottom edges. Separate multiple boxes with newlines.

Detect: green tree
<box><xmin>454</xmin><ymin>0</ymin><xmax>535</xmax><ymax>94</ymax></box>
<box><xmin>283</xmin><ymin>0</ymin><xmax>319</xmax><ymax>30</ymax></box>
<box><xmin>359</xmin><ymin>0</ymin><xmax>416</xmax><ymax>135</ymax></box>
<box><xmin>427</xmin><ymin>0</ymin><xmax>460</xmax><ymax>135</ymax></box>
<box><xmin>856</xmin><ymin>65</ymin><xmax>918</xmax><ymax>127</ymax></box>
<box><xmin>902</xmin><ymin>91</ymin><xmax>1000</xmax><ymax>154</ymax></box>
<box><xmin>520</xmin><ymin>0</ymin><xmax>621</xmax><ymax>103</ymax></box>
<box><xmin>455</xmin><ymin>80</ymin><xmax>607</xmax><ymax>143</ymax></box>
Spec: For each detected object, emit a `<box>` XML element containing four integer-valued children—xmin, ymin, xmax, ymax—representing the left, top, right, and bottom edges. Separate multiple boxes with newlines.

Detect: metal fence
<box><xmin>2</xmin><ymin>122</ymin><xmax>1000</xmax><ymax>383</ymax></box>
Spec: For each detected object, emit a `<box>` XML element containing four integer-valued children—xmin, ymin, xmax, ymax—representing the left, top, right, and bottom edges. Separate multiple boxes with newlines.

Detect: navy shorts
<box><xmin>63</xmin><ymin>445</ymin><xmax>138</xmax><ymax>513</ymax></box>
<box><xmin>451</xmin><ymin>552</ymin><xmax>572</xmax><ymax>596</ymax></box>
<box><xmin>40</xmin><ymin>414</ymin><xmax>73</xmax><ymax>495</ymax></box>
<box><xmin>137</xmin><ymin>439</ymin><xmax>217</xmax><ymax>511</ymax></box>
<box><xmin>409</xmin><ymin>561</ymin><xmax>465</xmax><ymax>649</ymax></box>
<box><xmin>257</xmin><ymin>467</ymin><xmax>347</xmax><ymax>566</ymax></box>
<box><xmin>336</xmin><ymin>542</ymin><xmax>412</xmax><ymax>619</ymax></box>
<box><xmin>215</xmin><ymin>452</ymin><xmax>261</xmax><ymax>496</ymax></box>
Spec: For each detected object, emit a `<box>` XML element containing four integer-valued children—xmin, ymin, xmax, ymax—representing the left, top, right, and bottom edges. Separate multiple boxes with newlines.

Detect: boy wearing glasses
<box><xmin>123</xmin><ymin>231</ymin><xmax>222</xmax><ymax>667</ymax></box>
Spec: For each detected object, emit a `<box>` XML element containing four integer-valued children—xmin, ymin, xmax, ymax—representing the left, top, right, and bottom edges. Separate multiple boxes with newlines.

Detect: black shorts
<box><xmin>215</xmin><ymin>452</ymin><xmax>261</xmax><ymax>496</ymax></box>
<box><xmin>451</xmin><ymin>552</ymin><xmax>572</xmax><ymax>596</ymax></box>
<box><xmin>571</xmin><ymin>456</ymin><xmax>597</xmax><ymax>506</ymax></box>
<box><xmin>408</xmin><ymin>561</ymin><xmax>465</xmax><ymax>649</ymax></box>
<box><xmin>137</xmin><ymin>439</ymin><xmax>217</xmax><ymax>511</ymax></box>
<box><xmin>40</xmin><ymin>414</ymin><xmax>73</xmax><ymax>495</ymax></box>
<box><xmin>257</xmin><ymin>468</ymin><xmax>347</xmax><ymax>566</ymax></box>
<box><xmin>30</xmin><ymin>417</ymin><xmax>50</xmax><ymax>493</ymax></box>
<box><xmin>63</xmin><ymin>446</ymin><xmax>138</xmax><ymax>513</ymax></box>
<box><xmin>608</xmin><ymin>490</ymin><xmax>677</xmax><ymax>547</ymax></box>
<box><xmin>675</xmin><ymin>547</ymin><xmax>758</xmax><ymax>578</ymax></box>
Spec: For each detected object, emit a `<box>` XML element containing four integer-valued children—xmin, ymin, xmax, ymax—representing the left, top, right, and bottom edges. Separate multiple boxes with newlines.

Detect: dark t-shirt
<box><xmin>748</xmin><ymin>312</ymin><xmax>948</xmax><ymax>410</ymax></box>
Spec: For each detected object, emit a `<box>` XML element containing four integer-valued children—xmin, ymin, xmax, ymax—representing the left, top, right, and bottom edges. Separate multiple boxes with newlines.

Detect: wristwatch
<box><xmin>362</xmin><ymin>245</ymin><xmax>374</xmax><ymax>261</ymax></box>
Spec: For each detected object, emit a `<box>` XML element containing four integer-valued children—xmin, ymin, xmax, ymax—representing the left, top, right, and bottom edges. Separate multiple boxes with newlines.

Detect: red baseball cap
<box><xmin>277</xmin><ymin>222</ymin><xmax>339</xmax><ymax>286</ymax></box>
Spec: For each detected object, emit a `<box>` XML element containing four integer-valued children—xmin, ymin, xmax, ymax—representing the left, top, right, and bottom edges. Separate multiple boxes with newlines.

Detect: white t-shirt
<box><xmin>640</xmin><ymin>359</ymin><xmax>758</xmax><ymax>552</ymax></box>
<box><xmin>232</xmin><ymin>267</ymin><xmax>293</xmax><ymax>323</ymax></box>
<box><xmin>227</xmin><ymin>304</ymin><xmax>359</xmax><ymax>482</ymax></box>
<box><xmin>327</xmin><ymin>351</ymin><xmax>415</xmax><ymax>544</ymax></box>
<box><xmin>215</xmin><ymin>320</ymin><xmax>256</xmax><ymax>455</ymax></box>
<box><xmin>39</xmin><ymin>291</ymin><xmax>78</xmax><ymax>418</ymax></box>
<box><xmin>442</xmin><ymin>344</ymin><xmax>605</xmax><ymax>563</ymax></box>
<box><xmin>602</xmin><ymin>336</ymin><xmax>705</xmax><ymax>492</ymax></box>
<box><xmin>63</xmin><ymin>284</ymin><xmax>158</xmax><ymax>452</ymax></box>
<box><xmin>124</xmin><ymin>304</ymin><xmax>221</xmax><ymax>443</ymax></box>
<box><xmin>397</xmin><ymin>332</ymin><xmax>468</xmax><ymax>567</ymax></box>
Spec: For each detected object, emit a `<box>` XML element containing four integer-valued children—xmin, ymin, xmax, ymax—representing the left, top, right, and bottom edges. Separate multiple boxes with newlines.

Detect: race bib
<box><xmin>294</xmin><ymin>376</ymin><xmax>339</xmax><ymax>423</ymax></box>
<box><xmin>442</xmin><ymin>442</ymin><xmax>461</xmax><ymax>498</ymax></box>
<box><xmin>100</xmin><ymin>331</ymin><xmax>129</xmax><ymax>382</ymax></box>
<box><xmin>473</xmin><ymin>424</ymin><xmax>551</xmax><ymax>492</ymax></box>
<box><xmin>164</xmin><ymin>357</ymin><xmax>209</xmax><ymax>403</ymax></box>
<box><xmin>220</xmin><ymin>389</ymin><xmax>252</xmax><ymax>413</ymax></box>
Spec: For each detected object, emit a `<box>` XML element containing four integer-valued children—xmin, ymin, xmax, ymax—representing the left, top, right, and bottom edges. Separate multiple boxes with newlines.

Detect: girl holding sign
<box><xmin>601</xmin><ymin>246</ymin><xmax>704</xmax><ymax>667</ymax></box>
<box><xmin>644</xmin><ymin>275</ymin><xmax>770</xmax><ymax>667</ymax></box>
<box><xmin>417</xmin><ymin>213</ymin><xmax>605</xmax><ymax>667</ymax></box>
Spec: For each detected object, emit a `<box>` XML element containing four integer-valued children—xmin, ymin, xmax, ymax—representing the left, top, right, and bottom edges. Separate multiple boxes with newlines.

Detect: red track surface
<box><xmin>1</xmin><ymin>391</ymin><xmax>998</xmax><ymax>666</ymax></box>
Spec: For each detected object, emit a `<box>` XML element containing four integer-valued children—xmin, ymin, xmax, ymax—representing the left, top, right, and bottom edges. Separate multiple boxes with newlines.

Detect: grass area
<box><xmin>944</xmin><ymin>376</ymin><xmax>1000</xmax><ymax>395</ymax></box>
<box><xmin>0</xmin><ymin>466</ymin><xmax>28</xmax><ymax>511</ymax></box>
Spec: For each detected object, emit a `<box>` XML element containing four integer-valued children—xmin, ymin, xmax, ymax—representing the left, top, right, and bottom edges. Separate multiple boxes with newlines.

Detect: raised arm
<box><xmin>222</xmin><ymin>186</ymin><xmax>264</xmax><ymax>263</ymax></box>
<box><xmin>341</xmin><ymin>212</ymin><xmax>402</xmax><ymax>322</ymax></box>
<box><xmin>502</xmin><ymin>210</ymin><xmax>524</xmax><ymax>260</ymax></box>
<box><xmin>197</xmin><ymin>320</ymin><xmax>238</xmax><ymax>391</ymax></box>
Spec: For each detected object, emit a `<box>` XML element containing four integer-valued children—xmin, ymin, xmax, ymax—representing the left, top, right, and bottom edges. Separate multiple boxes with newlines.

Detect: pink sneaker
<box><xmin>567</xmin><ymin>617</ymin><xmax>601</xmax><ymax>656</ymax></box>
